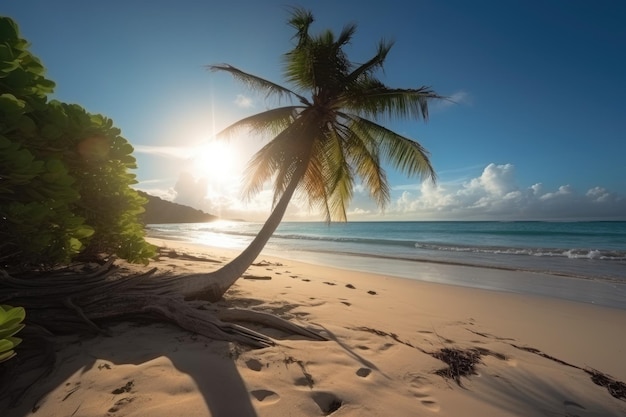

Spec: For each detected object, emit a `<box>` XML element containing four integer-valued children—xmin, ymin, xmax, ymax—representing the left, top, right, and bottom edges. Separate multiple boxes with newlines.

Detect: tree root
<box><xmin>0</xmin><ymin>259</ymin><xmax>326</xmax><ymax>408</ymax></box>
<box><xmin>219</xmin><ymin>308</ymin><xmax>328</xmax><ymax>341</ymax></box>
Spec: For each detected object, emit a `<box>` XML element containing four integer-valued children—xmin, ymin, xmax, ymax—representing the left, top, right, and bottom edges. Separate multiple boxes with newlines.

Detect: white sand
<box><xmin>6</xmin><ymin>239</ymin><xmax>626</xmax><ymax>417</ymax></box>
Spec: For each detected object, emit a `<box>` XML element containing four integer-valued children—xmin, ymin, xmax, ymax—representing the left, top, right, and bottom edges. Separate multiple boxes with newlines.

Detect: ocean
<box><xmin>147</xmin><ymin>221</ymin><xmax>626</xmax><ymax>309</ymax></box>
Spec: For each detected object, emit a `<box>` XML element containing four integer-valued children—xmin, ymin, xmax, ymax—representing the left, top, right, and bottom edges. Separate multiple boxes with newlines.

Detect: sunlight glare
<box><xmin>190</xmin><ymin>141</ymin><xmax>238</xmax><ymax>184</ymax></box>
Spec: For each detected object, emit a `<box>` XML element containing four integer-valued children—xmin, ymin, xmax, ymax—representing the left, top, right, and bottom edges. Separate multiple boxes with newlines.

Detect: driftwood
<box><xmin>0</xmin><ymin>258</ymin><xmax>326</xmax><ymax>407</ymax></box>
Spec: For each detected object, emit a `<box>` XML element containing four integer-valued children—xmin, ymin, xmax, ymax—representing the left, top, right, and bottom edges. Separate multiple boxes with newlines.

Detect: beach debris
<box><xmin>252</xmin><ymin>260</ymin><xmax>283</xmax><ymax>267</ymax></box>
<box><xmin>242</xmin><ymin>274</ymin><xmax>272</xmax><ymax>280</ymax></box>
<box><xmin>285</xmin><ymin>356</ymin><xmax>315</xmax><ymax>388</ymax></box>
<box><xmin>587</xmin><ymin>369</ymin><xmax>626</xmax><ymax>400</ymax></box>
<box><xmin>111</xmin><ymin>380</ymin><xmax>134</xmax><ymax>395</ymax></box>
<box><xmin>354</xmin><ymin>327</ymin><xmax>416</xmax><ymax>349</ymax></box>
<box><xmin>157</xmin><ymin>248</ymin><xmax>221</xmax><ymax>263</ymax></box>
<box><xmin>430</xmin><ymin>348</ymin><xmax>483</xmax><ymax>387</ymax></box>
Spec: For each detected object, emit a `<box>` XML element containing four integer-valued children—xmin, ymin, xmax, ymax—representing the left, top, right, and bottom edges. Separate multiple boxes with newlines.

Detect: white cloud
<box><xmin>133</xmin><ymin>145</ymin><xmax>193</xmax><ymax>159</ymax></box>
<box><xmin>173</xmin><ymin>172</ymin><xmax>209</xmax><ymax>208</ymax></box>
<box><xmin>138</xmin><ymin>162</ymin><xmax>625</xmax><ymax>222</ymax></box>
<box><xmin>381</xmin><ymin>163</ymin><xmax>626</xmax><ymax>220</ymax></box>
<box><xmin>135</xmin><ymin>186</ymin><xmax>176</xmax><ymax>201</ymax></box>
<box><xmin>235</xmin><ymin>94</ymin><xmax>253</xmax><ymax>108</ymax></box>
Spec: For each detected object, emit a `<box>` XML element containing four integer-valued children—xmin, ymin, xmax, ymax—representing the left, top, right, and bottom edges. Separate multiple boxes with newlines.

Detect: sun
<box><xmin>190</xmin><ymin>141</ymin><xmax>239</xmax><ymax>184</ymax></box>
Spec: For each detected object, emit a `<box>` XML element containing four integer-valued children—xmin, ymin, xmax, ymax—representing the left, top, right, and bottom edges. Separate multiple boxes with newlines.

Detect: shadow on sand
<box><xmin>472</xmin><ymin>364</ymin><xmax>626</xmax><ymax>417</ymax></box>
<box><xmin>3</xmin><ymin>321</ymin><xmax>260</xmax><ymax>417</ymax></box>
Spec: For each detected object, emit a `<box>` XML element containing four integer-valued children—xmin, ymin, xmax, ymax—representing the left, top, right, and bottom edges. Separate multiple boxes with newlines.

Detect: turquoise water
<box><xmin>148</xmin><ymin>221</ymin><xmax>626</xmax><ymax>308</ymax></box>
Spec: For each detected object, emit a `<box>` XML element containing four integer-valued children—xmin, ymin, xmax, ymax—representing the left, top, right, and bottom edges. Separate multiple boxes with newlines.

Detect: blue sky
<box><xmin>3</xmin><ymin>0</ymin><xmax>625</xmax><ymax>221</ymax></box>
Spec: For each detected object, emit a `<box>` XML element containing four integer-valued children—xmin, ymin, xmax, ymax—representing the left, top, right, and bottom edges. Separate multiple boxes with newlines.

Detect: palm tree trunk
<box><xmin>169</xmin><ymin>159</ymin><xmax>310</xmax><ymax>302</ymax></box>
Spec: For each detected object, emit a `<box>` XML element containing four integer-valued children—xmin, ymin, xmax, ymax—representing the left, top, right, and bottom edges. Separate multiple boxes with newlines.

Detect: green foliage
<box><xmin>0</xmin><ymin>16</ymin><xmax>155</xmax><ymax>267</ymax></box>
<box><xmin>0</xmin><ymin>304</ymin><xmax>25</xmax><ymax>363</ymax></box>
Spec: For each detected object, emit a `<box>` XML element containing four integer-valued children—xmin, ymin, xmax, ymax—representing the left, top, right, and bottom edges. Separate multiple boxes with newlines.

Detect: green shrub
<box><xmin>0</xmin><ymin>16</ymin><xmax>155</xmax><ymax>267</ymax></box>
<box><xmin>0</xmin><ymin>305</ymin><xmax>25</xmax><ymax>363</ymax></box>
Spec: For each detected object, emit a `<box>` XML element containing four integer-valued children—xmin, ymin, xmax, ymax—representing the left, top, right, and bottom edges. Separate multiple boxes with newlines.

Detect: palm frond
<box><xmin>297</xmin><ymin>142</ymin><xmax>333</xmax><ymax>220</ymax></box>
<box><xmin>242</xmin><ymin>114</ymin><xmax>319</xmax><ymax>205</ymax></box>
<box><xmin>336</xmin><ymin>23</ymin><xmax>357</xmax><ymax>48</ymax></box>
<box><xmin>208</xmin><ymin>64</ymin><xmax>310</xmax><ymax>105</ymax></box>
<box><xmin>217</xmin><ymin>106</ymin><xmax>301</xmax><ymax>139</ymax></box>
<box><xmin>287</xmin><ymin>6</ymin><xmax>314</xmax><ymax>46</ymax></box>
<box><xmin>346</xmin><ymin>39</ymin><xmax>394</xmax><ymax>83</ymax></box>
<box><xmin>344</xmin><ymin>85</ymin><xmax>444</xmax><ymax>122</ymax></box>
<box><xmin>344</xmin><ymin>114</ymin><xmax>436</xmax><ymax>182</ymax></box>
<box><xmin>337</xmin><ymin>122</ymin><xmax>390</xmax><ymax>208</ymax></box>
<box><xmin>241</xmin><ymin>124</ymin><xmax>296</xmax><ymax>201</ymax></box>
<box><xmin>322</xmin><ymin>130</ymin><xmax>353</xmax><ymax>221</ymax></box>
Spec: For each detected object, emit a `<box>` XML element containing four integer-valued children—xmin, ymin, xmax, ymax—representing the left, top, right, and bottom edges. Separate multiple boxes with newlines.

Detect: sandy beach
<box><xmin>6</xmin><ymin>238</ymin><xmax>626</xmax><ymax>417</ymax></box>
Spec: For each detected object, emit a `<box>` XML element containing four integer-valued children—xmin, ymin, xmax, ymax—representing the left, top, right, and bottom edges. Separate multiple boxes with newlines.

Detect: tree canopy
<box><xmin>0</xmin><ymin>17</ymin><xmax>155</xmax><ymax>268</ymax></box>
<box><xmin>211</xmin><ymin>7</ymin><xmax>441</xmax><ymax>223</ymax></box>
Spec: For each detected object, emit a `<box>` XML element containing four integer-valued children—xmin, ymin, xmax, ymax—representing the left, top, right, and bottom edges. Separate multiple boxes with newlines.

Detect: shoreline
<box><xmin>8</xmin><ymin>238</ymin><xmax>626</xmax><ymax>417</ymax></box>
<box><xmin>150</xmin><ymin>235</ymin><xmax>626</xmax><ymax>310</ymax></box>
<box><xmin>270</xmin><ymin>248</ymin><xmax>626</xmax><ymax>310</ymax></box>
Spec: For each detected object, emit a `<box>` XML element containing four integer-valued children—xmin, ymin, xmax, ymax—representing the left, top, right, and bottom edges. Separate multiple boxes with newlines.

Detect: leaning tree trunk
<box><xmin>152</xmin><ymin>153</ymin><xmax>312</xmax><ymax>302</ymax></box>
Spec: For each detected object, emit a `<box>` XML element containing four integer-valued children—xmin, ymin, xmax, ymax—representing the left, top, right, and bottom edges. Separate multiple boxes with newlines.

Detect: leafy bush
<box><xmin>0</xmin><ymin>16</ymin><xmax>155</xmax><ymax>267</ymax></box>
<box><xmin>0</xmin><ymin>305</ymin><xmax>25</xmax><ymax>363</ymax></box>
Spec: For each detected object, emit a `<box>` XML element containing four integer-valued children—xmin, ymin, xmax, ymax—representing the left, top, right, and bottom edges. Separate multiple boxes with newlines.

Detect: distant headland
<box><xmin>137</xmin><ymin>191</ymin><xmax>217</xmax><ymax>224</ymax></box>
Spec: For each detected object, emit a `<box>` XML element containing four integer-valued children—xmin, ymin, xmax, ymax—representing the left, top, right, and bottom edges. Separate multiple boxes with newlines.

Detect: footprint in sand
<box><xmin>245</xmin><ymin>358</ymin><xmax>263</xmax><ymax>372</ymax></box>
<box><xmin>406</xmin><ymin>374</ymin><xmax>440</xmax><ymax>412</ymax></box>
<box><xmin>107</xmin><ymin>396</ymin><xmax>135</xmax><ymax>413</ymax></box>
<box><xmin>250</xmin><ymin>389</ymin><xmax>280</xmax><ymax>404</ymax></box>
<box><xmin>563</xmin><ymin>399</ymin><xmax>586</xmax><ymax>414</ymax></box>
<box><xmin>419</xmin><ymin>399</ymin><xmax>440</xmax><ymax>412</ymax></box>
<box><xmin>378</xmin><ymin>342</ymin><xmax>395</xmax><ymax>352</ymax></box>
<box><xmin>356</xmin><ymin>367</ymin><xmax>372</xmax><ymax>378</ymax></box>
<box><xmin>311</xmin><ymin>392</ymin><xmax>343</xmax><ymax>415</ymax></box>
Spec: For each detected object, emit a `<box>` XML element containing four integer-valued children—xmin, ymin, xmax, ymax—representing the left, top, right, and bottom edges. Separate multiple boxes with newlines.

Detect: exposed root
<box><xmin>219</xmin><ymin>308</ymin><xmax>328</xmax><ymax>341</ymax></box>
<box><xmin>0</xmin><ymin>259</ymin><xmax>327</xmax><ymax>408</ymax></box>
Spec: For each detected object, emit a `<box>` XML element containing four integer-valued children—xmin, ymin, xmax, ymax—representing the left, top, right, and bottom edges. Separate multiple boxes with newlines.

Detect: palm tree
<box><xmin>0</xmin><ymin>11</ymin><xmax>446</xmax><ymax>393</ymax></box>
<box><xmin>176</xmin><ymin>8</ymin><xmax>442</xmax><ymax>302</ymax></box>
